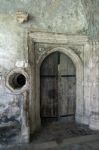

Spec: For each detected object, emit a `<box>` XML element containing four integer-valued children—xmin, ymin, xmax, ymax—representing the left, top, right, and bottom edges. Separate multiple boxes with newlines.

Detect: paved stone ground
<box><xmin>31</xmin><ymin>121</ymin><xmax>98</xmax><ymax>144</ymax></box>
<box><xmin>48</xmin><ymin>140</ymin><xmax>99</xmax><ymax>150</ymax></box>
<box><xmin>1</xmin><ymin>134</ymin><xmax>99</xmax><ymax>150</ymax></box>
<box><xmin>0</xmin><ymin>121</ymin><xmax>99</xmax><ymax>150</ymax></box>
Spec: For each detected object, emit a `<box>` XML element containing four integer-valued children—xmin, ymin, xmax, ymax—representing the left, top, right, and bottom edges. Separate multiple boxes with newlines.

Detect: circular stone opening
<box><xmin>8</xmin><ymin>73</ymin><xmax>26</xmax><ymax>90</ymax></box>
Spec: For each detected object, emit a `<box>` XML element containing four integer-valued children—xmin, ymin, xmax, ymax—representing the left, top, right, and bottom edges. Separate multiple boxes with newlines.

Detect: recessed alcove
<box><xmin>8</xmin><ymin>73</ymin><xmax>26</xmax><ymax>89</ymax></box>
<box><xmin>6</xmin><ymin>68</ymin><xmax>29</xmax><ymax>94</ymax></box>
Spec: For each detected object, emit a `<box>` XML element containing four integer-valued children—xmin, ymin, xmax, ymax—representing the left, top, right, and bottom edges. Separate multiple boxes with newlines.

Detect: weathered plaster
<box><xmin>0</xmin><ymin>0</ymin><xmax>99</xmax><ymax>144</ymax></box>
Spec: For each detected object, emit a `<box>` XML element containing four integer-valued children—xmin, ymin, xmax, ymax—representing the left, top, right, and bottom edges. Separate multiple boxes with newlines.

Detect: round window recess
<box><xmin>6</xmin><ymin>69</ymin><xmax>29</xmax><ymax>93</ymax></box>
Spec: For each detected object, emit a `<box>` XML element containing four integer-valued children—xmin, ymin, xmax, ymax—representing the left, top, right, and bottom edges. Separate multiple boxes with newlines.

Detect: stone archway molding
<box><xmin>29</xmin><ymin>32</ymin><xmax>89</xmax><ymax>133</ymax></box>
<box><xmin>37</xmin><ymin>47</ymin><xmax>84</xmax><ymax>125</ymax></box>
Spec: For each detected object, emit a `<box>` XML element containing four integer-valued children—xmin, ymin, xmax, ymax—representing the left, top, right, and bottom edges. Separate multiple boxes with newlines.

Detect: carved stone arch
<box><xmin>36</xmin><ymin>47</ymin><xmax>84</xmax><ymax>125</ymax></box>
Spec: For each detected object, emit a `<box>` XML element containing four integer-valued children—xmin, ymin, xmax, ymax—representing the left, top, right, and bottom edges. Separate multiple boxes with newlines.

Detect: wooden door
<box><xmin>40</xmin><ymin>52</ymin><xmax>58</xmax><ymax>117</ymax></box>
<box><xmin>40</xmin><ymin>52</ymin><xmax>76</xmax><ymax>120</ymax></box>
<box><xmin>58</xmin><ymin>53</ymin><xmax>76</xmax><ymax>121</ymax></box>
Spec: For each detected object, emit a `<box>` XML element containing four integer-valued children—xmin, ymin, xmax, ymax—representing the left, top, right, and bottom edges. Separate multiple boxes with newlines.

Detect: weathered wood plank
<box><xmin>40</xmin><ymin>52</ymin><xmax>76</xmax><ymax>120</ymax></box>
<box><xmin>40</xmin><ymin>52</ymin><xmax>58</xmax><ymax>117</ymax></box>
<box><xmin>58</xmin><ymin>53</ymin><xmax>76</xmax><ymax>119</ymax></box>
<box><xmin>40</xmin><ymin>52</ymin><xmax>58</xmax><ymax>76</ymax></box>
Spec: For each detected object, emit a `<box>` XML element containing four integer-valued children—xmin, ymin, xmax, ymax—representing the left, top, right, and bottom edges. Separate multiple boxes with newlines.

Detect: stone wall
<box><xmin>0</xmin><ymin>0</ymin><xmax>99</xmax><ymax>144</ymax></box>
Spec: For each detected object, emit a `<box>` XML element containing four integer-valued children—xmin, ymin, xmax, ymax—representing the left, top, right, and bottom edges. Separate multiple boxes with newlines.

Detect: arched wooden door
<box><xmin>40</xmin><ymin>52</ymin><xmax>76</xmax><ymax>121</ymax></box>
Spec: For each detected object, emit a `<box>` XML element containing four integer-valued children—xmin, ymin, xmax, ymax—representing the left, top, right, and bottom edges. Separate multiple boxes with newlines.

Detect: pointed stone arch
<box><xmin>36</xmin><ymin>47</ymin><xmax>84</xmax><ymax>125</ymax></box>
<box><xmin>28</xmin><ymin>32</ymin><xmax>88</xmax><ymax>132</ymax></box>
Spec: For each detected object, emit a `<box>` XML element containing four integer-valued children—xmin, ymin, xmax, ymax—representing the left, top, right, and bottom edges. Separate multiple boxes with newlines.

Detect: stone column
<box><xmin>89</xmin><ymin>41</ymin><xmax>99</xmax><ymax>130</ymax></box>
<box><xmin>20</xmin><ymin>91</ymin><xmax>30</xmax><ymax>143</ymax></box>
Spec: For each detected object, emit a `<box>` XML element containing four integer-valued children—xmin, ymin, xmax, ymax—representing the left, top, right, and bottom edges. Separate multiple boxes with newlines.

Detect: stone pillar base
<box><xmin>20</xmin><ymin>127</ymin><xmax>30</xmax><ymax>143</ymax></box>
<box><xmin>89</xmin><ymin>118</ymin><xmax>99</xmax><ymax>130</ymax></box>
<box><xmin>75</xmin><ymin>115</ymin><xmax>89</xmax><ymax>125</ymax></box>
<box><xmin>89</xmin><ymin>113</ymin><xmax>99</xmax><ymax>130</ymax></box>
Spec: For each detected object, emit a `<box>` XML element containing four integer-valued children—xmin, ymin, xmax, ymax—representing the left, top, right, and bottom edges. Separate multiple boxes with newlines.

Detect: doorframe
<box><xmin>40</xmin><ymin>51</ymin><xmax>76</xmax><ymax>119</ymax></box>
<box><xmin>37</xmin><ymin>47</ymin><xmax>83</xmax><ymax>123</ymax></box>
<box><xmin>28</xmin><ymin>32</ymin><xmax>88</xmax><ymax>133</ymax></box>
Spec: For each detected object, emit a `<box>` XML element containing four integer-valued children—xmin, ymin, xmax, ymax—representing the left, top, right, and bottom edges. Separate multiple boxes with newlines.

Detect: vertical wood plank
<box><xmin>40</xmin><ymin>51</ymin><xmax>76</xmax><ymax>121</ymax></box>
<box><xmin>58</xmin><ymin>53</ymin><xmax>76</xmax><ymax>119</ymax></box>
<box><xmin>40</xmin><ymin>52</ymin><xmax>58</xmax><ymax>117</ymax></box>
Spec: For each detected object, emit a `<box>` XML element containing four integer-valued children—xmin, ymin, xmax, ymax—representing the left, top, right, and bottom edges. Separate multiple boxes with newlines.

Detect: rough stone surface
<box><xmin>16</xmin><ymin>11</ymin><xmax>29</xmax><ymax>23</ymax></box>
<box><xmin>0</xmin><ymin>134</ymin><xmax>99</xmax><ymax>150</ymax></box>
<box><xmin>0</xmin><ymin>0</ymin><xmax>99</xmax><ymax>144</ymax></box>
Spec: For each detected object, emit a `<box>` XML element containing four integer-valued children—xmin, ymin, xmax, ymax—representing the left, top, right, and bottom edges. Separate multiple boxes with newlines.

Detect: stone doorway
<box><xmin>28</xmin><ymin>32</ymin><xmax>86</xmax><ymax>134</ymax></box>
<box><xmin>40</xmin><ymin>51</ymin><xmax>76</xmax><ymax>124</ymax></box>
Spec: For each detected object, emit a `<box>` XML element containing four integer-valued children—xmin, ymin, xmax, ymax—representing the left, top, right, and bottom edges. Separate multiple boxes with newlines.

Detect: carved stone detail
<box><xmin>16</xmin><ymin>11</ymin><xmax>29</xmax><ymax>23</ymax></box>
